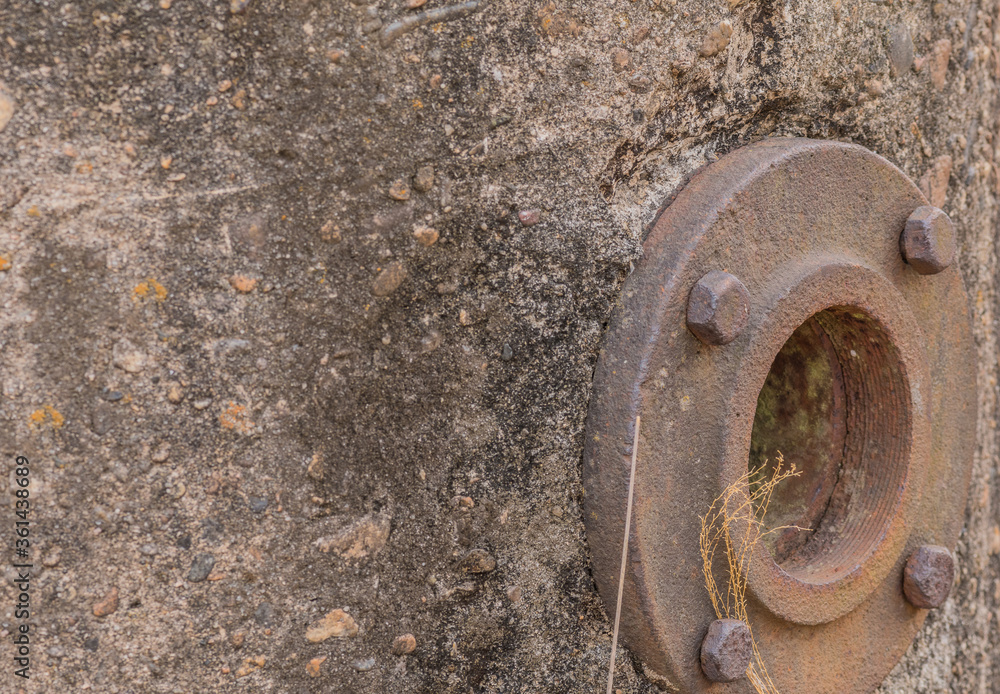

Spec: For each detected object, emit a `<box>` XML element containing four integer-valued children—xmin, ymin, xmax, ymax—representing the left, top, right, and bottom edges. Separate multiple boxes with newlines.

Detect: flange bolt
<box><xmin>903</xmin><ymin>545</ymin><xmax>955</xmax><ymax>609</ymax></box>
<box><xmin>686</xmin><ymin>271</ymin><xmax>750</xmax><ymax>345</ymax></box>
<box><xmin>700</xmin><ymin>618</ymin><xmax>752</xmax><ymax>683</ymax></box>
<box><xmin>901</xmin><ymin>206</ymin><xmax>956</xmax><ymax>275</ymax></box>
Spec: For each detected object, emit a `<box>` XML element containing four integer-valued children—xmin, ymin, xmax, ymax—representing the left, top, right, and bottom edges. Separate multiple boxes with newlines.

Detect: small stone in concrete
<box><xmin>202</xmin><ymin>518</ymin><xmax>225</xmax><ymax>543</ymax></box>
<box><xmin>611</xmin><ymin>48</ymin><xmax>630</xmax><ymax>72</ymax></box>
<box><xmin>421</xmin><ymin>330</ymin><xmax>443</xmax><ymax>353</ymax></box>
<box><xmin>166</xmin><ymin>479</ymin><xmax>186</xmax><ymax>500</ymax></box>
<box><xmin>112</xmin><ymin>338</ymin><xmax>147</xmax><ymax>373</ymax></box>
<box><xmin>235</xmin><ymin>655</ymin><xmax>265</xmax><ymax>678</ymax></box>
<box><xmin>93</xmin><ymin>587</ymin><xmax>119</xmax><ymax>617</ymax></box>
<box><xmin>90</xmin><ymin>403</ymin><xmax>117</xmax><ymax>436</ymax></box>
<box><xmin>255</xmin><ymin>602</ymin><xmax>275</xmax><ymax>626</ymax></box>
<box><xmin>518</xmin><ymin>209</ymin><xmax>540</xmax><ymax>226</ymax></box>
<box><xmin>413</xmin><ymin>165</ymin><xmax>435</xmax><ymax>192</ymax></box>
<box><xmin>320</xmin><ymin>221</ymin><xmax>342</xmax><ymax>243</ymax></box>
<box><xmin>102</xmin><ymin>388</ymin><xmax>124</xmax><ymax>401</ymax></box>
<box><xmin>229</xmin><ymin>275</ymin><xmax>258</xmax><ymax>293</ymax></box>
<box><xmin>306</xmin><ymin>656</ymin><xmax>327</xmax><ymax>677</ymax></box>
<box><xmin>501</xmin><ymin>343</ymin><xmax>513</xmax><ymax>361</ymax></box>
<box><xmin>888</xmin><ymin>24</ymin><xmax>914</xmax><ymax>76</ymax></box>
<box><xmin>413</xmin><ymin>225</ymin><xmax>439</xmax><ymax>246</ymax></box>
<box><xmin>388</xmin><ymin>179</ymin><xmax>410</xmax><ymax>201</ymax></box>
<box><xmin>699</xmin><ymin>21</ymin><xmax>733</xmax><ymax>57</ymax></box>
<box><xmin>167</xmin><ymin>383</ymin><xmax>184</xmax><ymax>403</ymax></box>
<box><xmin>458</xmin><ymin>548</ymin><xmax>496</xmax><ymax>573</ymax></box>
<box><xmin>307</xmin><ymin>452</ymin><xmax>325</xmax><ymax>481</ymax></box>
<box><xmin>352</xmin><ymin>657</ymin><xmax>376</xmax><ymax>671</ymax></box>
<box><xmin>452</xmin><ymin>495</ymin><xmax>474</xmax><ymax>508</ymax></box>
<box><xmin>628</xmin><ymin>74</ymin><xmax>652</xmax><ymax>93</ymax></box>
<box><xmin>0</xmin><ymin>87</ymin><xmax>14</xmax><ymax>132</ymax></box>
<box><xmin>188</xmin><ymin>553</ymin><xmax>216</xmax><ymax>582</ymax></box>
<box><xmin>314</xmin><ymin>512</ymin><xmax>391</xmax><ymax>559</ymax></box>
<box><xmin>373</xmin><ymin>263</ymin><xmax>407</xmax><ymax>296</ymax></box>
<box><xmin>929</xmin><ymin>38</ymin><xmax>951</xmax><ymax>90</ymax></box>
<box><xmin>392</xmin><ymin>633</ymin><xmax>417</xmax><ymax>655</ymax></box>
<box><xmin>151</xmin><ymin>443</ymin><xmax>171</xmax><ymax>463</ymax></box>
<box><xmin>305</xmin><ymin>609</ymin><xmax>359</xmax><ymax>642</ymax></box>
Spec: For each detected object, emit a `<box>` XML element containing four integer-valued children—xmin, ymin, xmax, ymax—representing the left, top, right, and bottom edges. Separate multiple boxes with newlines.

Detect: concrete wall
<box><xmin>0</xmin><ymin>0</ymin><xmax>997</xmax><ymax>691</ymax></box>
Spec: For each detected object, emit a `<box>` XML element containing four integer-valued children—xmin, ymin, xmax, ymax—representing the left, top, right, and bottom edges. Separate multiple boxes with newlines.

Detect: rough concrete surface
<box><xmin>0</xmin><ymin>0</ymin><xmax>998</xmax><ymax>692</ymax></box>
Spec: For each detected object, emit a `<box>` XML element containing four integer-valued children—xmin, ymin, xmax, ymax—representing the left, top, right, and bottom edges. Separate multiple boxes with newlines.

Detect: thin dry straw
<box><xmin>699</xmin><ymin>454</ymin><xmax>803</xmax><ymax>694</ymax></box>
<box><xmin>606</xmin><ymin>415</ymin><xmax>640</xmax><ymax>694</ymax></box>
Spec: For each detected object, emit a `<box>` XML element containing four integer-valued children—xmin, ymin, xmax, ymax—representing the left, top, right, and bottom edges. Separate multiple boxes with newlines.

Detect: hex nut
<box><xmin>903</xmin><ymin>545</ymin><xmax>955</xmax><ymax>609</ymax></box>
<box><xmin>686</xmin><ymin>270</ymin><xmax>750</xmax><ymax>345</ymax></box>
<box><xmin>900</xmin><ymin>205</ymin><xmax>956</xmax><ymax>275</ymax></box>
<box><xmin>700</xmin><ymin>618</ymin><xmax>752</xmax><ymax>683</ymax></box>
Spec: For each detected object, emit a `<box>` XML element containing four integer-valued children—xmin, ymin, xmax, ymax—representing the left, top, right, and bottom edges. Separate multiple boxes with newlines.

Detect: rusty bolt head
<box><xmin>686</xmin><ymin>270</ymin><xmax>750</xmax><ymax>345</ymax></box>
<box><xmin>903</xmin><ymin>545</ymin><xmax>955</xmax><ymax>609</ymax></box>
<box><xmin>900</xmin><ymin>205</ymin><xmax>956</xmax><ymax>275</ymax></box>
<box><xmin>700</xmin><ymin>618</ymin><xmax>752</xmax><ymax>683</ymax></box>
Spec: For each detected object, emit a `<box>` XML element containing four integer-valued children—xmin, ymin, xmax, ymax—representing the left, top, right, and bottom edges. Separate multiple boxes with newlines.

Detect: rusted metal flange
<box><xmin>583</xmin><ymin>138</ymin><xmax>976</xmax><ymax>693</ymax></box>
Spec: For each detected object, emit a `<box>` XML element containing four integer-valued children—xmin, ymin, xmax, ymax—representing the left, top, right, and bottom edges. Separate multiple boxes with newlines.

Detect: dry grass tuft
<box><xmin>699</xmin><ymin>453</ymin><xmax>802</xmax><ymax>694</ymax></box>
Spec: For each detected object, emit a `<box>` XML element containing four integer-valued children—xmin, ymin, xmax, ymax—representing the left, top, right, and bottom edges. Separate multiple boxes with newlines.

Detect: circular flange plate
<box><xmin>583</xmin><ymin>138</ymin><xmax>976</xmax><ymax>693</ymax></box>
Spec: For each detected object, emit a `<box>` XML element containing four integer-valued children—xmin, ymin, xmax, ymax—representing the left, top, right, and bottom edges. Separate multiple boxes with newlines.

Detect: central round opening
<box><xmin>749</xmin><ymin>307</ymin><xmax>911</xmax><ymax>582</ymax></box>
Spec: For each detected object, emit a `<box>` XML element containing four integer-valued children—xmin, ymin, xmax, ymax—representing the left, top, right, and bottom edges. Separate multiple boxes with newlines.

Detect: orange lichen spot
<box><xmin>29</xmin><ymin>405</ymin><xmax>64</xmax><ymax>429</ymax></box>
<box><xmin>133</xmin><ymin>278</ymin><xmax>167</xmax><ymax>302</ymax></box>
<box><xmin>220</xmin><ymin>402</ymin><xmax>254</xmax><ymax>433</ymax></box>
<box><xmin>412</xmin><ymin>99</ymin><xmax>423</xmax><ymax>109</ymax></box>
<box><xmin>228</xmin><ymin>275</ymin><xmax>258</xmax><ymax>293</ymax></box>
<box><xmin>26</xmin><ymin>206</ymin><xmax>40</xmax><ymax>217</ymax></box>
<box><xmin>0</xmin><ymin>254</ymin><xmax>11</xmax><ymax>271</ymax></box>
